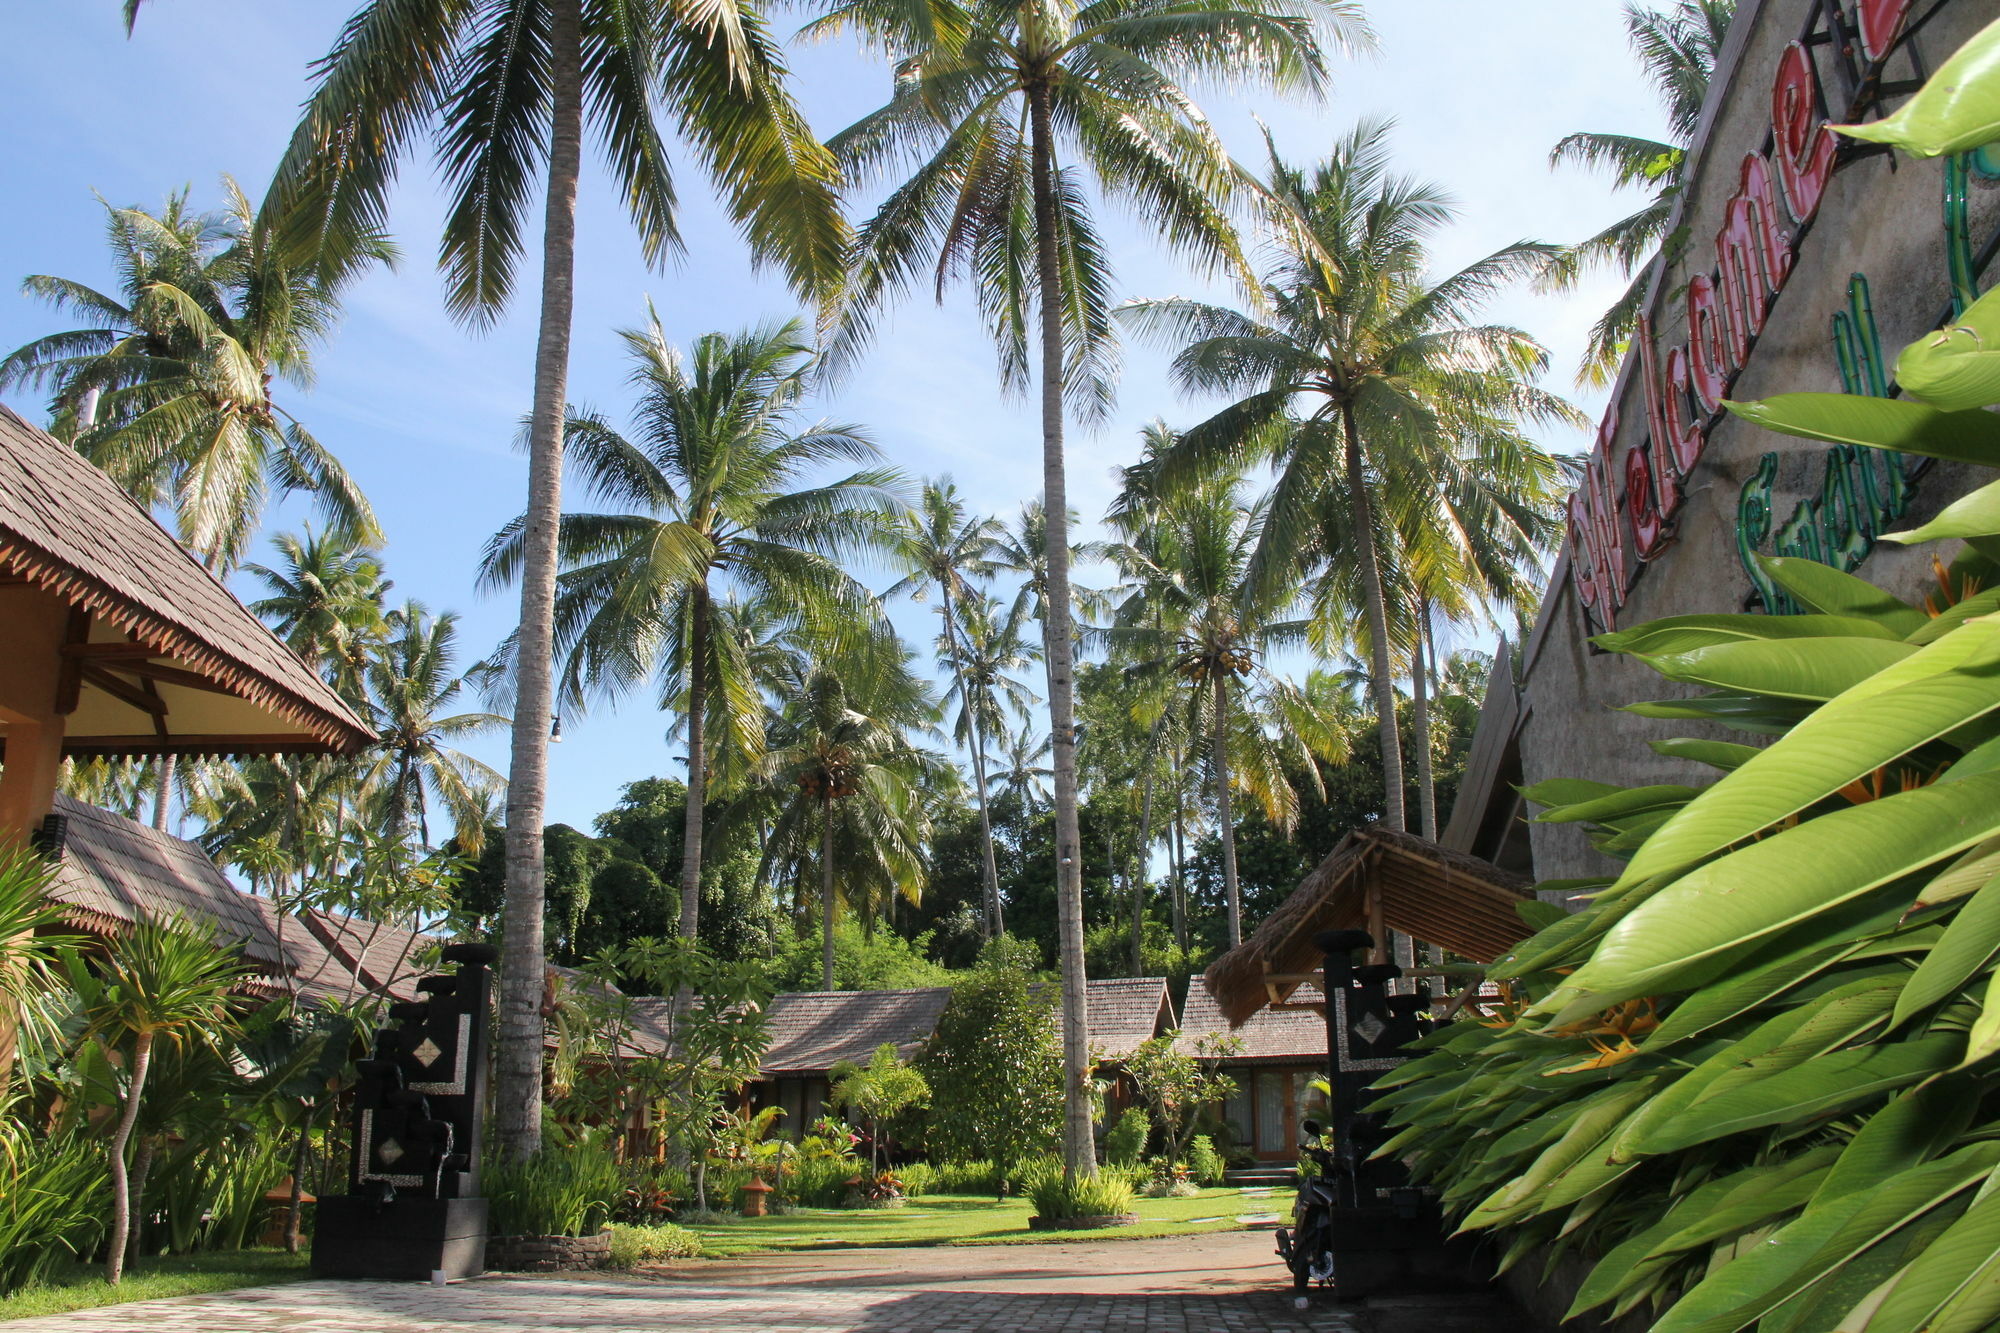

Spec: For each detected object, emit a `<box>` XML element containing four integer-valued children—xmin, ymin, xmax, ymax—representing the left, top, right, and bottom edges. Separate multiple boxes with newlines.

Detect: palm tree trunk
<box><xmin>1341</xmin><ymin>402</ymin><xmax>1406</xmax><ymax>834</ymax></box>
<box><xmin>820</xmin><ymin>803</ymin><xmax>837</xmax><ymax>990</ymax></box>
<box><xmin>1027</xmin><ymin>79</ymin><xmax>1094</xmax><ymax>1179</ymax></box>
<box><xmin>679</xmin><ymin>585</ymin><xmax>711</xmax><ymax>944</ymax></box>
<box><xmin>151</xmin><ymin>755</ymin><xmax>173</xmax><ymax>831</ymax></box>
<box><xmin>940</xmin><ymin>589</ymin><xmax>1003</xmax><ymax>939</ymax></box>
<box><xmin>106</xmin><ymin>1031</ymin><xmax>154</xmax><ymax>1284</ymax></box>
<box><xmin>1212</xmin><ymin>673</ymin><xmax>1242</xmax><ymax>948</ymax></box>
<box><xmin>1170</xmin><ymin>785</ymin><xmax>1186</xmax><ymax>952</ymax></box>
<box><xmin>1413</xmin><ymin>597</ymin><xmax>1437</xmax><ymax>841</ymax></box>
<box><xmin>123</xmin><ymin>1135</ymin><xmax>155</xmax><ymax>1269</ymax></box>
<box><xmin>285</xmin><ymin>1123</ymin><xmax>311</xmax><ymax>1253</ymax></box>
<box><xmin>1131</xmin><ymin>752</ymin><xmax>1156</xmax><ymax>975</ymax></box>
<box><xmin>494</xmin><ymin>0</ymin><xmax>584</xmax><ymax>1164</ymax></box>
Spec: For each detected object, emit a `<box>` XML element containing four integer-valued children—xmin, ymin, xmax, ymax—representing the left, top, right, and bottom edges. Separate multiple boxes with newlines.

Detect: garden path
<box><xmin>0</xmin><ymin>1232</ymin><xmax>1525</xmax><ymax>1332</ymax></box>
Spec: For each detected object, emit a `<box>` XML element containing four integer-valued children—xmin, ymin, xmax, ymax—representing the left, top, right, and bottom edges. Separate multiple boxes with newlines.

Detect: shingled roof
<box><xmin>1176</xmin><ymin>985</ymin><xmax>1326</xmax><ymax>1065</ymax></box>
<box><xmin>300</xmin><ymin>908</ymin><xmax>439</xmax><ymax>1004</ymax></box>
<box><xmin>0</xmin><ymin>405</ymin><xmax>371</xmax><ymax>757</ymax></box>
<box><xmin>1081</xmin><ymin>977</ymin><xmax>1174</xmax><ymax>1058</ymax></box>
<box><xmin>45</xmin><ymin>792</ymin><xmax>283</xmax><ymax>970</ymax></box>
<box><xmin>758</xmin><ymin>988</ymin><xmax>954</xmax><ymax>1077</ymax></box>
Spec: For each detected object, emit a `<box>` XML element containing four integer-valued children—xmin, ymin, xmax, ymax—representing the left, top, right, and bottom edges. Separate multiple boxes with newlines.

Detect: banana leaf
<box><xmin>1908</xmin><ymin>585</ymin><xmax>2000</xmax><ymax>644</ymax></box>
<box><xmin>1755</xmin><ymin>557</ymin><xmax>1932</xmax><ymax>636</ymax></box>
<box><xmin>1634</xmin><ymin>1034</ymin><xmax>1959</xmax><ymax>1156</ymax></box>
<box><xmin>1623</xmin><ymin>691</ymin><xmax>1818</xmax><ymax>734</ymax></box>
<box><xmin>1725</xmin><ymin>393</ymin><xmax>2000</xmax><ymax>469</ymax></box>
<box><xmin>1851</xmin><ymin>1188</ymin><xmax>2000</xmax><ymax>1332</ymax></box>
<box><xmin>1460</xmin><ymin>1077</ymin><xmax>1661</xmax><ymax>1230</ymax></box>
<box><xmin>1895</xmin><ymin>873</ymin><xmax>2000</xmax><ymax>1023</ymax></box>
<box><xmin>1534</xmin><ymin>784</ymin><xmax>1704</xmax><ymax>825</ymax></box>
<box><xmin>1649</xmin><ymin>737</ymin><xmax>1763</xmax><ymax>771</ymax></box>
<box><xmin>1639</xmin><ymin>637</ymin><xmax>1917</xmax><ymax>702</ymax></box>
<box><xmin>1612</xmin><ymin>620</ymin><xmax>2000</xmax><ymax>896</ymax></box>
<box><xmin>1518</xmin><ymin>778</ymin><xmax>1626</xmax><ymax>812</ymax></box>
<box><xmin>1812</xmin><ymin>1076</ymin><xmax>1981</xmax><ymax>1207</ymax></box>
<box><xmin>1831</xmin><ymin>16</ymin><xmax>2000</xmax><ymax>158</ymax></box>
<box><xmin>1595</xmin><ymin>613</ymin><xmax>1899</xmax><ymax>655</ymax></box>
<box><xmin>1760</xmin><ymin>1195</ymin><xmax>1971</xmax><ymax>1333</ymax></box>
<box><xmin>1650</xmin><ymin>1142</ymin><xmax>2000</xmax><ymax>1333</ymax></box>
<box><xmin>1887</xmin><ymin>476</ymin><xmax>2000</xmax><ymax>544</ymax></box>
<box><xmin>1545</xmin><ymin>772</ymin><xmax>2000</xmax><ymax>1017</ymax></box>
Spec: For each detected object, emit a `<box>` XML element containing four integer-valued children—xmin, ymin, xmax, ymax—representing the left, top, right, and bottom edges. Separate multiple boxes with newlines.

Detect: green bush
<box><xmin>896</xmin><ymin>1161</ymin><xmax>938</xmax><ymax>1197</ymax></box>
<box><xmin>1023</xmin><ymin>1162</ymin><xmax>1136</xmax><ymax>1220</ymax></box>
<box><xmin>614</xmin><ymin>1160</ymin><xmax>688</xmax><ymax>1223</ymax></box>
<box><xmin>1185</xmin><ymin>1135</ymin><xmax>1225</xmax><ymax>1187</ymax></box>
<box><xmin>0</xmin><ymin>1123</ymin><xmax>106</xmax><ymax>1295</ymax></box>
<box><xmin>606</xmin><ymin>1222</ymin><xmax>702</xmax><ymax>1268</ymax></box>
<box><xmin>484</xmin><ymin>1135</ymin><xmax>622</xmax><ymax>1237</ymax></box>
<box><xmin>1104</xmin><ymin>1107</ymin><xmax>1151</xmax><ymax>1165</ymax></box>
<box><xmin>932</xmin><ymin>1159</ymin><xmax>1005</xmax><ymax>1195</ymax></box>
<box><xmin>784</xmin><ymin>1155</ymin><xmax>857</xmax><ymax>1208</ymax></box>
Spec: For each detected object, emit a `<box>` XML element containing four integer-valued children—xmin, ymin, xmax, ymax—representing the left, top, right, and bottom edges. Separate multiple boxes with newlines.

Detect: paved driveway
<box><xmin>1</xmin><ymin>1232</ymin><xmax>1520</xmax><ymax>1332</ymax></box>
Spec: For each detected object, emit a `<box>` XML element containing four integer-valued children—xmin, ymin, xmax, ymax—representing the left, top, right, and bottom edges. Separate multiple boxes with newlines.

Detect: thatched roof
<box><xmin>1204</xmin><ymin>826</ymin><xmax>1535</xmax><ymax>1026</ymax></box>
<box><xmin>44</xmin><ymin>792</ymin><xmax>284</xmax><ymax>970</ymax></box>
<box><xmin>0</xmin><ymin>405</ymin><xmax>371</xmax><ymax>757</ymax></box>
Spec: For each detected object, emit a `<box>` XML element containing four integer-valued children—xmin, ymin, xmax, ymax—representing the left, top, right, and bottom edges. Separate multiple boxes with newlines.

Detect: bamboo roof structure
<box><xmin>1203</xmin><ymin>827</ymin><xmax>1535</xmax><ymax>1026</ymax></box>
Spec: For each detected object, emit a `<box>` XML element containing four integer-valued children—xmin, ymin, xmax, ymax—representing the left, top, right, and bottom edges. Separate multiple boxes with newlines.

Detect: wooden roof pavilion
<box><xmin>1203</xmin><ymin>827</ymin><xmax>1535</xmax><ymax>1027</ymax></box>
<box><xmin>0</xmin><ymin>405</ymin><xmax>371</xmax><ymax>841</ymax></box>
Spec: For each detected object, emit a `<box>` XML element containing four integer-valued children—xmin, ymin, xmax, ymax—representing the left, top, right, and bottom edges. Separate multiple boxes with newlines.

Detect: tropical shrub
<box><xmin>615</xmin><ymin>1161</ymin><xmax>687</xmax><ymax>1223</ymax></box>
<box><xmin>1104</xmin><ymin>1106</ymin><xmax>1151</xmax><ymax>1165</ymax></box>
<box><xmin>1125</xmin><ymin>1031</ymin><xmax>1238</xmax><ymax>1166</ymax></box>
<box><xmin>917</xmin><ymin>966</ymin><xmax>1063</xmax><ymax>1170</ymax></box>
<box><xmin>1143</xmin><ymin>1157</ymin><xmax>1198</xmax><ymax>1198</ymax></box>
<box><xmin>932</xmin><ymin>1159</ymin><xmax>1006</xmax><ymax>1195</ymax></box>
<box><xmin>829</xmin><ymin>1043</ymin><xmax>930</xmax><ymax>1171</ymax></box>
<box><xmin>0</xmin><ymin>1118</ymin><xmax>106</xmax><ymax>1296</ymax></box>
<box><xmin>484</xmin><ymin>1133</ymin><xmax>622</xmax><ymax>1238</ymax></box>
<box><xmin>1185</xmin><ymin>1135</ymin><xmax>1226</xmax><ymax>1188</ymax></box>
<box><xmin>1023</xmin><ymin>1159</ymin><xmax>1136</xmax><ymax>1220</ymax></box>
<box><xmin>786</xmin><ymin>1154</ymin><xmax>859</xmax><ymax>1208</ymax></box>
<box><xmin>607</xmin><ymin>1222</ymin><xmax>703</xmax><ymax>1267</ymax></box>
<box><xmin>896</xmin><ymin>1161</ymin><xmax>938</xmax><ymax>1197</ymax></box>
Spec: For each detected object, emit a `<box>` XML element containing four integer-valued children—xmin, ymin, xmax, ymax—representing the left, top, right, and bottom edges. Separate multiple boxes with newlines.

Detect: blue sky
<box><xmin>0</xmin><ymin>1</ymin><xmax>1661</xmax><ymax>832</ymax></box>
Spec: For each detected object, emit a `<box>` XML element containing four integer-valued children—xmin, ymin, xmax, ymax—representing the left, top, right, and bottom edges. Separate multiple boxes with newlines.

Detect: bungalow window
<box><xmin>1224</xmin><ymin>1081</ymin><xmax>1252</xmax><ymax>1146</ymax></box>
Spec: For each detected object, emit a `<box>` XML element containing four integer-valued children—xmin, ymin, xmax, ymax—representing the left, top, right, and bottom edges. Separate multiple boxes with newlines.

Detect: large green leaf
<box><xmin>1595</xmin><ymin>613</ymin><xmax>1898</xmax><ymax>656</ymax></box>
<box><xmin>1460</xmin><ymin>1078</ymin><xmax>1659</xmax><ymax>1230</ymax></box>
<box><xmin>1639</xmin><ymin>637</ymin><xmax>1917</xmax><ymax>702</ymax></box>
<box><xmin>1622</xmin><ymin>691</ymin><xmax>1815</xmax><ymax>735</ymax></box>
<box><xmin>1831</xmin><ymin>16</ymin><xmax>2000</xmax><ymax>159</ymax></box>
<box><xmin>1887</xmin><ymin>476</ymin><xmax>2000</xmax><ymax>544</ymax></box>
<box><xmin>1813</xmin><ymin>1076</ymin><xmax>1981</xmax><ymax>1207</ymax></box>
<box><xmin>1856</xmin><ymin>1188</ymin><xmax>2000</xmax><ymax>1332</ymax></box>
<box><xmin>1891</xmin><ymin>285</ymin><xmax>2000</xmax><ymax>412</ymax></box>
<box><xmin>1896</xmin><ymin>874</ymin><xmax>2000</xmax><ymax>1023</ymax></box>
<box><xmin>1533</xmin><ymin>784</ymin><xmax>1702</xmax><ymax>825</ymax></box>
<box><xmin>1650</xmin><ymin>1142</ymin><xmax>2000</xmax><ymax>1333</ymax></box>
<box><xmin>1725</xmin><ymin>393</ymin><xmax>2000</xmax><ymax>468</ymax></box>
<box><xmin>1516</xmin><ymin>778</ymin><xmax>1623</xmax><ymax>812</ymax></box>
<box><xmin>1635</xmin><ymin>1035</ymin><xmax>1958</xmax><ymax>1155</ymax></box>
<box><xmin>1755</xmin><ymin>557</ymin><xmax>1931</xmax><ymax>636</ymax></box>
<box><xmin>1910</xmin><ymin>586</ymin><xmax>2000</xmax><ymax>644</ymax></box>
<box><xmin>1541</xmin><ymin>772</ymin><xmax>2000</xmax><ymax>1018</ymax></box>
<box><xmin>1610</xmin><ymin>618</ymin><xmax>2000</xmax><ymax>895</ymax></box>
<box><xmin>1959</xmin><ymin>967</ymin><xmax>2000</xmax><ymax>1066</ymax></box>
<box><xmin>1649</xmin><ymin>737</ymin><xmax>1762</xmax><ymax>771</ymax></box>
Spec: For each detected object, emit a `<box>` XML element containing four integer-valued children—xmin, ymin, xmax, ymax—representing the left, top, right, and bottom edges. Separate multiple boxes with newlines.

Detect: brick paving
<box><xmin>0</xmin><ymin>1233</ymin><xmax>1520</xmax><ymax>1332</ymax></box>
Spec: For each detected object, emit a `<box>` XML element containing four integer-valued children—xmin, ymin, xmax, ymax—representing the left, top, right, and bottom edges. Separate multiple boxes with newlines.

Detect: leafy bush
<box><xmin>1142</xmin><ymin>1158</ymin><xmax>1198</xmax><ymax>1198</ymax></box>
<box><xmin>896</xmin><ymin>1161</ymin><xmax>937</xmax><ymax>1197</ymax></box>
<box><xmin>614</xmin><ymin>1160</ymin><xmax>688</xmax><ymax>1223</ymax></box>
<box><xmin>606</xmin><ymin>1222</ymin><xmax>702</xmax><ymax>1267</ymax></box>
<box><xmin>1103</xmin><ymin>1107</ymin><xmax>1150</xmax><ymax>1165</ymax></box>
<box><xmin>1023</xmin><ymin>1162</ymin><xmax>1136</xmax><ymax>1220</ymax></box>
<box><xmin>1185</xmin><ymin>1135</ymin><xmax>1225</xmax><ymax>1187</ymax></box>
<box><xmin>484</xmin><ymin>1135</ymin><xmax>622</xmax><ymax>1237</ymax></box>
<box><xmin>917</xmin><ymin>967</ymin><xmax>1063</xmax><ymax>1168</ymax></box>
<box><xmin>0</xmin><ymin>1121</ymin><xmax>106</xmax><ymax>1295</ymax></box>
<box><xmin>931</xmin><ymin>1159</ymin><xmax>1004</xmax><ymax>1195</ymax></box>
<box><xmin>784</xmin><ymin>1155</ymin><xmax>856</xmax><ymax>1208</ymax></box>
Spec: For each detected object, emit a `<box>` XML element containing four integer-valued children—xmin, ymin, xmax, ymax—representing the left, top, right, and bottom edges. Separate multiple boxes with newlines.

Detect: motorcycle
<box><xmin>1273</xmin><ymin>1117</ymin><xmax>1338</xmax><ymax>1302</ymax></box>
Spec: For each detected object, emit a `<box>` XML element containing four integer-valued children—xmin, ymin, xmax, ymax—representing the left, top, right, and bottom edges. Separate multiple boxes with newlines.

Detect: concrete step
<box><xmin>1225</xmin><ymin>1167</ymin><xmax>1299</xmax><ymax>1187</ymax></box>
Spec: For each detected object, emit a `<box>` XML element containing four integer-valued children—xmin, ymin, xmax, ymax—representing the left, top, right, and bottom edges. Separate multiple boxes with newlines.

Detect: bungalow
<box><xmin>1174</xmin><ymin>985</ymin><xmax>1329</xmax><ymax>1163</ymax></box>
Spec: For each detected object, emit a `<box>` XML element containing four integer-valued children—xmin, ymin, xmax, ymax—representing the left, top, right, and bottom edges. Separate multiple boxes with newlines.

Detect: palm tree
<box><xmin>888</xmin><ymin>481</ymin><xmax>1010</xmax><ymax>938</ymax></box>
<box><xmin>1542</xmin><ymin>0</ymin><xmax>1735</xmax><ymax>384</ymax></box>
<box><xmin>245</xmin><ymin>527</ymin><xmax>391</xmax><ymax>706</ymax></box>
<box><xmin>1108</xmin><ymin>472</ymin><xmax>1349</xmax><ymax>945</ymax></box>
<box><xmin>754</xmin><ymin>651</ymin><xmax>947</xmax><ymax>987</ymax></box>
<box><xmin>358</xmin><ymin>602</ymin><xmax>508</xmax><ymax>853</ymax></box>
<box><xmin>818</xmin><ymin>0</ymin><xmax>1364</xmax><ymax>1176</ymax></box>
<box><xmin>275</xmin><ymin>0</ymin><xmax>848</xmax><ymax>1161</ymax></box>
<box><xmin>1125</xmin><ymin>123</ymin><xmax>1577</xmax><ymax>837</ymax></box>
<box><xmin>69</xmin><ymin>917</ymin><xmax>245</xmax><ymax>1284</ymax></box>
<box><xmin>480</xmin><ymin>316</ymin><xmax>904</xmax><ymax>956</ymax></box>
<box><xmin>0</xmin><ymin>185</ymin><xmax>385</xmax><ymax>570</ymax></box>
<box><xmin>990</xmin><ymin>726</ymin><xmax>1054</xmax><ymax>814</ymax></box>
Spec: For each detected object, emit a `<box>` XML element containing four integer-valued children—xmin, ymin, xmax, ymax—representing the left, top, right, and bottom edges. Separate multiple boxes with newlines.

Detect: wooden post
<box><xmin>1365</xmin><ymin>880</ymin><xmax>1387</xmax><ymax>966</ymax></box>
<box><xmin>0</xmin><ymin>586</ymin><xmax>77</xmax><ymax>1083</ymax></box>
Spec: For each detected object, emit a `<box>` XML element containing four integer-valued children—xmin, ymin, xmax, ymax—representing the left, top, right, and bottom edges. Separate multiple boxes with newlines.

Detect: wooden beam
<box><xmin>80</xmin><ymin>663</ymin><xmax>165</xmax><ymax>717</ymax></box>
<box><xmin>53</xmin><ymin>609</ymin><xmax>89</xmax><ymax>715</ymax></box>
<box><xmin>98</xmin><ymin>659</ymin><xmax>239</xmax><ymax>697</ymax></box>
<box><xmin>60</xmin><ymin>642</ymin><xmax>158</xmax><ymax>660</ymax></box>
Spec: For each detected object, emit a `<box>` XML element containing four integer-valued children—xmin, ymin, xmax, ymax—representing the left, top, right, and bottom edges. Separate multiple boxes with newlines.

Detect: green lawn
<box><xmin>0</xmin><ymin>1250</ymin><xmax>310</xmax><ymax>1322</ymax></box>
<box><xmin>687</xmin><ymin>1185</ymin><xmax>1293</xmax><ymax>1257</ymax></box>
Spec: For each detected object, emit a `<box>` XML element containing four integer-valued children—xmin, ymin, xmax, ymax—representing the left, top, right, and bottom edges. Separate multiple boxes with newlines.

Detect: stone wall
<box><xmin>486</xmin><ymin>1229</ymin><xmax>612</xmax><ymax>1273</ymax></box>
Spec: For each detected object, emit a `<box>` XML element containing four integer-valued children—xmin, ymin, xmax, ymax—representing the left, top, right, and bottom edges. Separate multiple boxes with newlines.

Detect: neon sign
<box><xmin>1569</xmin><ymin>0</ymin><xmax>1924</xmax><ymax>633</ymax></box>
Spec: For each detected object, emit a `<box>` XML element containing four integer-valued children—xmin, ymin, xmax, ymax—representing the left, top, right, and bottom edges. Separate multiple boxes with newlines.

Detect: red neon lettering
<box><xmin>1585</xmin><ymin>449</ymin><xmax>1628</xmax><ymax>604</ymax></box>
<box><xmin>1637</xmin><ymin>317</ymin><xmax>1704</xmax><ymax>503</ymax></box>
<box><xmin>1625</xmin><ymin>442</ymin><xmax>1667</xmax><ymax>560</ymax></box>
<box><xmin>1772</xmin><ymin>42</ymin><xmax>1836</xmax><ymax>223</ymax></box>
<box><xmin>1715</xmin><ymin>155</ymin><xmax>1793</xmax><ymax>352</ymax></box>
<box><xmin>1660</xmin><ymin>347</ymin><xmax>1702</xmax><ymax>480</ymax></box>
<box><xmin>1856</xmin><ymin>0</ymin><xmax>1913</xmax><ymax>60</ymax></box>
<box><xmin>1569</xmin><ymin>496</ymin><xmax>1602</xmax><ymax>619</ymax></box>
<box><xmin>1687</xmin><ymin>273</ymin><xmax>1734</xmax><ymax>413</ymax></box>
